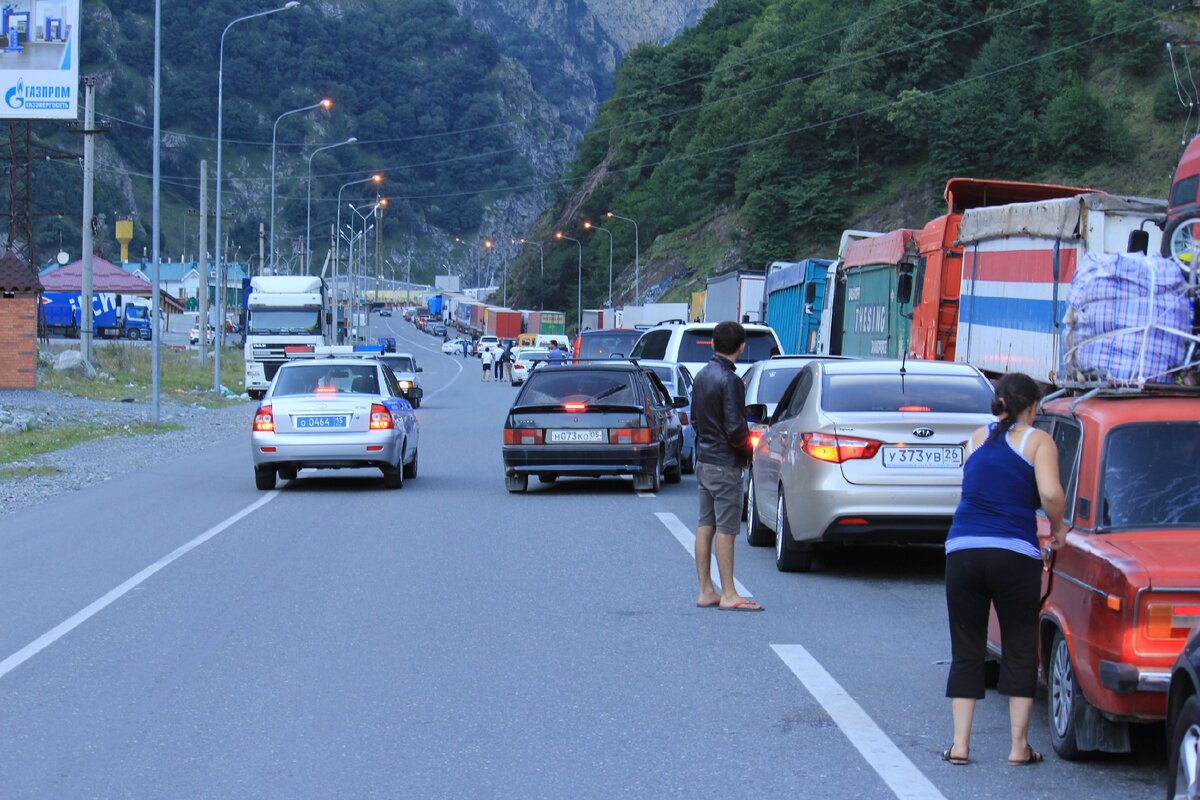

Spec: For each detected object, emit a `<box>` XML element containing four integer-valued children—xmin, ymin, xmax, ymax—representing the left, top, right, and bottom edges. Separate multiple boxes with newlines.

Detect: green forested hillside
<box><xmin>511</xmin><ymin>0</ymin><xmax>1192</xmax><ymax>323</ymax></box>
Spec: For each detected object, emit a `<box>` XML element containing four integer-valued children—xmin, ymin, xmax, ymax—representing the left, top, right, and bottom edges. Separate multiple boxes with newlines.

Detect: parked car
<box><xmin>379</xmin><ymin>308</ymin><xmax>392</xmax><ymax>317</ymax></box>
<box><xmin>570</xmin><ymin>328</ymin><xmax>644</xmax><ymax>362</ymax></box>
<box><xmin>745</xmin><ymin>359</ymin><xmax>993</xmax><ymax>568</ymax></box>
<box><xmin>1167</xmin><ymin>625</ymin><xmax>1200</xmax><ymax>798</ymax></box>
<box><xmin>443</xmin><ymin>337</ymin><xmax>470</xmax><ymax>355</ymax></box>
<box><xmin>378</xmin><ymin>352</ymin><xmax>424</xmax><ymax>408</ymax></box>
<box><xmin>638</xmin><ymin>360</ymin><xmax>696</xmax><ymax>474</ymax></box>
<box><xmin>510</xmin><ymin>346</ymin><xmax>549</xmax><ymax>386</ymax></box>
<box><xmin>629</xmin><ymin>321</ymin><xmax>784</xmax><ymax>379</ymax></box>
<box><xmin>189</xmin><ymin>325</ymin><xmax>215</xmax><ymax>345</ymax></box>
<box><xmin>430</xmin><ymin>323</ymin><xmax>447</xmax><ymax>337</ymax></box>
<box><xmin>502</xmin><ymin>362</ymin><xmax>688</xmax><ymax>493</ymax></box>
<box><xmin>988</xmin><ymin>391</ymin><xmax>1200</xmax><ymax>760</ymax></box>
<box><xmin>251</xmin><ymin>357</ymin><xmax>419</xmax><ymax>490</ymax></box>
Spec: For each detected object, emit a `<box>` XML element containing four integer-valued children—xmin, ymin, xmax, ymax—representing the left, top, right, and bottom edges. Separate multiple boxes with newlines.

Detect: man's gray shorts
<box><xmin>696</xmin><ymin>462</ymin><xmax>743</xmax><ymax>535</ymax></box>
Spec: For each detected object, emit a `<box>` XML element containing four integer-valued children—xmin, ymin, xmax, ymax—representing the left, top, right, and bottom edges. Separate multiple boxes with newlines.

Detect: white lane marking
<box><xmin>0</xmin><ymin>491</ymin><xmax>280</xmax><ymax>681</ymax></box>
<box><xmin>772</xmin><ymin>644</ymin><xmax>947</xmax><ymax>800</ymax></box>
<box><xmin>382</xmin><ymin>319</ymin><xmax>463</xmax><ymax>401</ymax></box>
<box><xmin>655</xmin><ymin>511</ymin><xmax>752</xmax><ymax>598</ymax></box>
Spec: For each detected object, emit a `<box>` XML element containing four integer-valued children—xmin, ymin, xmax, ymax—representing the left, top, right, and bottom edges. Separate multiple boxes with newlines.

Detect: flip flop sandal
<box><xmin>719</xmin><ymin>600</ymin><xmax>764</xmax><ymax>612</ymax></box>
<box><xmin>941</xmin><ymin>748</ymin><xmax>969</xmax><ymax>766</ymax></box>
<box><xmin>1008</xmin><ymin>746</ymin><xmax>1043</xmax><ymax>766</ymax></box>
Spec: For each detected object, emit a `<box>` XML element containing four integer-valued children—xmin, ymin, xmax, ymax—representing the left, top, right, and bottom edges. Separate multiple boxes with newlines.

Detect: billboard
<box><xmin>0</xmin><ymin>0</ymin><xmax>79</xmax><ymax>120</ymax></box>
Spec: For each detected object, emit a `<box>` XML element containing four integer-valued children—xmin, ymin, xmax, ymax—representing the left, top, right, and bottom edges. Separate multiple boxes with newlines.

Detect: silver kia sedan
<box><xmin>250</xmin><ymin>358</ymin><xmax>420</xmax><ymax>490</ymax></box>
<box><xmin>746</xmin><ymin>359</ymin><xmax>993</xmax><ymax>572</ymax></box>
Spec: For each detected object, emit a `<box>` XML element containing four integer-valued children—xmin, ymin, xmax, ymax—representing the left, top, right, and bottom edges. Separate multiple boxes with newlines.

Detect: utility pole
<box><xmin>258</xmin><ymin>222</ymin><xmax>266</xmax><ymax>275</ymax></box>
<box><xmin>79</xmin><ymin>78</ymin><xmax>97</xmax><ymax>364</ymax></box>
<box><xmin>197</xmin><ymin>160</ymin><xmax>209</xmax><ymax>362</ymax></box>
<box><xmin>375</xmin><ymin>203</ymin><xmax>383</xmax><ymax>305</ymax></box>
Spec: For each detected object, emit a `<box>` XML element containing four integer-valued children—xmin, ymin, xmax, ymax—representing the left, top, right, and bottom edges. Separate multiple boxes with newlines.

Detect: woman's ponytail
<box><xmin>987</xmin><ymin>373</ymin><xmax>1041</xmax><ymax>442</ymax></box>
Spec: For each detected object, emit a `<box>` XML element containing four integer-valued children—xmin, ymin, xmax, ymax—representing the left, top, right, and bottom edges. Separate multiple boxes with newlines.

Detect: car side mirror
<box><xmin>672</xmin><ymin>396</ymin><xmax>689</xmax><ymax>409</ymax></box>
<box><xmin>745</xmin><ymin>403</ymin><xmax>768</xmax><ymax>424</ymax></box>
<box><xmin>417</xmin><ymin>367</ymin><xmax>424</xmax><ymax>372</ymax></box>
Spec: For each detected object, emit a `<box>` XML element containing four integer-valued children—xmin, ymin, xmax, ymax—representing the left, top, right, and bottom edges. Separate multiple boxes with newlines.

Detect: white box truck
<box><xmin>703</xmin><ymin>271</ymin><xmax>766</xmax><ymax>323</ymax></box>
<box><xmin>243</xmin><ymin>276</ymin><xmax>327</xmax><ymax>399</ymax></box>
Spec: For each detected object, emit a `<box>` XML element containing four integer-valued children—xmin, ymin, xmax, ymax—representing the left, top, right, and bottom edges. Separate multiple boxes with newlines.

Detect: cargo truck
<box><xmin>954</xmin><ymin>192</ymin><xmax>1165</xmax><ymax>382</ymax></box>
<box><xmin>40</xmin><ymin>292</ymin><xmax>154</xmax><ymax>340</ymax></box>
<box><xmin>581</xmin><ymin>309</ymin><xmax>612</xmax><ymax>331</ymax></box>
<box><xmin>615</xmin><ymin>303</ymin><xmax>688</xmax><ymax>328</ymax></box>
<box><xmin>815</xmin><ymin>230</ymin><xmax>882</xmax><ymax>355</ymax></box>
<box><xmin>704</xmin><ymin>271</ymin><xmax>765</xmax><ymax>323</ymax></box>
<box><xmin>830</xmin><ymin>230</ymin><xmax>921</xmax><ymax>358</ymax></box>
<box><xmin>485</xmin><ymin>307</ymin><xmax>522</xmax><ymax>339</ymax></box>
<box><xmin>243</xmin><ymin>276</ymin><xmax>327</xmax><ymax>399</ymax></box>
<box><xmin>763</xmin><ymin>259</ymin><xmax>832</xmax><ymax>355</ymax></box>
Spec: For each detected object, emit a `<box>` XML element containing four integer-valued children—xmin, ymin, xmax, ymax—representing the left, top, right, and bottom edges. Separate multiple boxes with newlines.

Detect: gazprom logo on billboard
<box><xmin>5</xmin><ymin>79</ymin><xmax>71</xmax><ymax>111</ymax></box>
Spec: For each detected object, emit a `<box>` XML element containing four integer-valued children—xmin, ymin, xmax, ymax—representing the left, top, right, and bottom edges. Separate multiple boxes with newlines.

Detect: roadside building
<box><xmin>0</xmin><ymin>251</ymin><xmax>43</xmax><ymax>389</ymax></box>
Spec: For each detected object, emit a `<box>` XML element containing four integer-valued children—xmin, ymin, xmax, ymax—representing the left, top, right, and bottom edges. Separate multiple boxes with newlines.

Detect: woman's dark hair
<box><xmin>988</xmin><ymin>372</ymin><xmax>1042</xmax><ymax>441</ymax></box>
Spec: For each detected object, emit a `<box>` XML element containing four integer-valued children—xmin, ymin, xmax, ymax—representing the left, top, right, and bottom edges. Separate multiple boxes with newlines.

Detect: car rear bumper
<box><xmin>503</xmin><ymin>444</ymin><xmax>658</xmax><ymax>476</ymax></box>
<box><xmin>251</xmin><ymin>431</ymin><xmax>403</xmax><ymax>469</ymax></box>
<box><xmin>785</xmin><ymin>478</ymin><xmax>960</xmax><ymax>545</ymax></box>
<box><xmin>1099</xmin><ymin>661</ymin><xmax>1170</xmax><ymax>695</ymax></box>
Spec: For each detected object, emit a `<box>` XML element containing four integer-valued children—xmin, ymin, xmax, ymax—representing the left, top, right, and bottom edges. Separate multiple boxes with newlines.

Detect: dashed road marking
<box><xmin>655</xmin><ymin>511</ymin><xmax>752</xmax><ymax>598</ymax></box>
<box><xmin>0</xmin><ymin>491</ymin><xmax>281</xmax><ymax>681</ymax></box>
<box><xmin>771</xmin><ymin>644</ymin><xmax>946</xmax><ymax>800</ymax></box>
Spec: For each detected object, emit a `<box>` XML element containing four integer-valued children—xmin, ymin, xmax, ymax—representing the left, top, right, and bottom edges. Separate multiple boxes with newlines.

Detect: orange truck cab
<box><xmin>908</xmin><ymin>179</ymin><xmax>1092</xmax><ymax>363</ymax></box>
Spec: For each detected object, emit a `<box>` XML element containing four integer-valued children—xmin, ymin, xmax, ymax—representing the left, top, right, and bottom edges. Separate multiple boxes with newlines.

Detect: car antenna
<box><xmin>899</xmin><ymin>347</ymin><xmax>908</xmax><ymax>392</ymax></box>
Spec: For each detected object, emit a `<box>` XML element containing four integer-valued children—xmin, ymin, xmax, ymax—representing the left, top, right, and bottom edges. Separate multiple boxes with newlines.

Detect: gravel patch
<box><xmin>0</xmin><ymin>390</ymin><xmax>256</xmax><ymax>517</ymax></box>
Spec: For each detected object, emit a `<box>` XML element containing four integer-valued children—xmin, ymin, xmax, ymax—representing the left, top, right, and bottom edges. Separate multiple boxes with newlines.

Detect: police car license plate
<box><xmin>546</xmin><ymin>429</ymin><xmax>604</xmax><ymax>444</ymax></box>
<box><xmin>296</xmin><ymin>415</ymin><xmax>348</xmax><ymax>429</ymax></box>
<box><xmin>882</xmin><ymin>445</ymin><xmax>962</xmax><ymax>468</ymax></box>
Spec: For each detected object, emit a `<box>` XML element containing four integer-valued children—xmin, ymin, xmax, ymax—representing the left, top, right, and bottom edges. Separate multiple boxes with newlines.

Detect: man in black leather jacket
<box><xmin>689</xmin><ymin>321</ymin><xmax>762</xmax><ymax>612</ymax></box>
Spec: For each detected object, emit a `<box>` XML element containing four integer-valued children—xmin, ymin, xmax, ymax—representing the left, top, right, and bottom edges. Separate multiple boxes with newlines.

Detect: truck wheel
<box><xmin>254</xmin><ymin>466</ymin><xmax>276</xmax><ymax>491</ymax></box>
<box><xmin>1169</xmin><ymin>696</ymin><xmax>1200</xmax><ymax>799</ymax></box>
<box><xmin>775</xmin><ymin>491</ymin><xmax>813</xmax><ymax>572</ymax></box>
<box><xmin>127</xmin><ymin>328</ymin><xmax>142</xmax><ymax>340</ymax></box>
<box><xmin>1049</xmin><ymin>630</ymin><xmax>1088</xmax><ymax>760</ymax></box>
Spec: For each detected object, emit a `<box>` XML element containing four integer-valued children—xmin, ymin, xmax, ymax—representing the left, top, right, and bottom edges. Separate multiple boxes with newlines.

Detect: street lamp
<box><xmin>349</xmin><ymin>199</ymin><xmax>381</xmax><ymax>336</ymax></box>
<box><xmin>334</xmin><ymin>173</ymin><xmax>383</xmax><ymax>338</ymax></box>
<box><xmin>270</xmin><ymin>98</ymin><xmax>331</xmax><ymax>273</ymax></box>
<box><xmin>214</xmin><ymin>0</ymin><xmax>301</xmax><ymax>392</ymax></box>
<box><xmin>606</xmin><ymin>211</ymin><xmax>639</xmax><ymax>304</ymax></box>
<box><xmin>305</xmin><ymin>137</ymin><xmax>356</xmax><ymax>276</ymax></box>
<box><xmin>556</xmin><ymin>232</ymin><xmax>582</xmax><ymax>332</ymax></box>
<box><xmin>584</xmin><ymin>221</ymin><xmax>613</xmax><ymax>308</ymax></box>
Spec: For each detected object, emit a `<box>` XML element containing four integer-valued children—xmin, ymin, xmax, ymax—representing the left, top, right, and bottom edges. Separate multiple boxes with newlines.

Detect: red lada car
<box><xmin>987</xmin><ymin>391</ymin><xmax>1200</xmax><ymax>759</ymax></box>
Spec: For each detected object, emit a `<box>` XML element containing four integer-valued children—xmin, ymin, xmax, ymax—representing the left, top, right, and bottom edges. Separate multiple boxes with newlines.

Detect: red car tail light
<box><xmin>563</xmin><ymin>402</ymin><xmax>588</xmax><ymax>412</ymax></box>
<box><xmin>504</xmin><ymin>428</ymin><xmax>544</xmax><ymax>445</ymax></box>
<box><xmin>609</xmin><ymin>428</ymin><xmax>652</xmax><ymax>445</ymax></box>
<box><xmin>749</xmin><ymin>423</ymin><xmax>768</xmax><ymax>449</ymax></box>
<box><xmin>1146</xmin><ymin>603</ymin><xmax>1200</xmax><ymax>642</ymax></box>
<box><xmin>253</xmin><ymin>406</ymin><xmax>274</xmax><ymax>432</ymax></box>
<box><xmin>678</xmin><ymin>411</ymin><xmax>689</xmax><ymax>427</ymax></box>
<box><xmin>315</xmin><ymin>385</ymin><xmax>338</xmax><ymax>395</ymax></box>
<box><xmin>369</xmin><ymin>403</ymin><xmax>394</xmax><ymax>430</ymax></box>
<box><xmin>898</xmin><ymin>405</ymin><xmax>931</xmax><ymax>412</ymax></box>
<box><xmin>800</xmin><ymin>432</ymin><xmax>881</xmax><ymax>463</ymax></box>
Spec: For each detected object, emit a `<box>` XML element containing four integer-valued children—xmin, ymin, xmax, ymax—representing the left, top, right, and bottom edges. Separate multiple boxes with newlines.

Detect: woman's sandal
<box><xmin>1008</xmin><ymin>745</ymin><xmax>1044</xmax><ymax>766</ymax></box>
<box><xmin>941</xmin><ymin>747</ymin><xmax>969</xmax><ymax>766</ymax></box>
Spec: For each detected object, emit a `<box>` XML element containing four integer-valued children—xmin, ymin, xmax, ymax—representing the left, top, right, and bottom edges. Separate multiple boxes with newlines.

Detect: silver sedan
<box><xmin>250</xmin><ymin>358</ymin><xmax>420</xmax><ymax>490</ymax></box>
<box><xmin>746</xmin><ymin>359</ymin><xmax>993</xmax><ymax>571</ymax></box>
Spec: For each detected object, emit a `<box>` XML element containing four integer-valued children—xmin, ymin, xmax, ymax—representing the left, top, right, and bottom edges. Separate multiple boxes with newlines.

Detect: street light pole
<box><xmin>606</xmin><ymin>211</ymin><xmax>639</xmax><ymax>304</ymax></box>
<box><xmin>349</xmin><ymin>200</ymin><xmax>378</xmax><ymax>341</ymax></box>
<box><xmin>334</xmin><ymin>174</ymin><xmax>382</xmax><ymax>342</ymax></box>
<box><xmin>584</xmin><ymin>222</ymin><xmax>614</xmax><ymax>308</ymax></box>
<box><xmin>214</xmin><ymin>0</ymin><xmax>299</xmax><ymax>393</ymax></box>
<box><xmin>556</xmin><ymin>232</ymin><xmax>582</xmax><ymax>332</ymax></box>
<box><xmin>270</xmin><ymin>98</ymin><xmax>331</xmax><ymax>273</ymax></box>
<box><xmin>305</xmin><ymin>137</ymin><xmax>356</xmax><ymax>276</ymax></box>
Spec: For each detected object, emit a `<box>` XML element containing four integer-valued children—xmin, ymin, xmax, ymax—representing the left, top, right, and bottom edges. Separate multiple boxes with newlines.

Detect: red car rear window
<box><xmin>1101</xmin><ymin>423</ymin><xmax>1200</xmax><ymax>529</ymax></box>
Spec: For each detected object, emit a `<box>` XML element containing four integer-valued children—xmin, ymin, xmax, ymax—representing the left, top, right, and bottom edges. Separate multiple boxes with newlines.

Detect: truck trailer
<box><xmin>831</xmin><ymin>230</ymin><xmax>921</xmax><ymax>358</ymax></box>
<box><xmin>40</xmin><ymin>292</ymin><xmax>154</xmax><ymax>340</ymax></box>
<box><xmin>704</xmin><ymin>271</ymin><xmax>765</xmax><ymax>323</ymax></box>
<box><xmin>763</xmin><ymin>259</ymin><xmax>832</xmax><ymax>355</ymax></box>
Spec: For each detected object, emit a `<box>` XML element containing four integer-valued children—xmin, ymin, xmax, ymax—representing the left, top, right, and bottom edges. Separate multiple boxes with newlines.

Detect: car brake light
<box><xmin>678</xmin><ymin>411</ymin><xmax>689</xmax><ymax>426</ymax></box>
<box><xmin>609</xmin><ymin>428</ymin><xmax>652</xmax><ymax>445</ymax></box>
<box><xmin>898</xmin><ymin>405</ymin><xmax>931</xmax><ymax>412</ymax></box>
<box><xmin>564</xmin><ymin>402</ymin><xmax>587</xmax><ymax>412</ymax></box>
<box><xmin>838</xmin><ymin>517</ymin><xmax>869</xmax><ymax>525</ymax></box>
<box><xmin>369</xmin><ymin>403</ymin><xmax>394</xmax><ymax>430</ymax></box>
<box><xmin>315</xmin><ymin>385</ymin><xmax>338</xmax><ymax>395</ymax></box>
<box><xmin>749</xmin><ymin>423</ymin><xmax>768</xmax><ymax>449</ymax></box>
<box><xmin>800</xmin><ymin>432</ymin><xmax>881</xmax><ymax>463</ymax></box>
<box><xmin>504</xmin><ymin>428</ymin><xmax>544</xmax><ymax>445</ymax></box>
<box><xmin>253</xmin><ymin>406</ymin><xmax>274</xmax><ymax>432</ymax></box>
<box><xmin>1146</xmin><ymin>604</ymin><xmax>1200</xmax><ymax>641</ymax></box>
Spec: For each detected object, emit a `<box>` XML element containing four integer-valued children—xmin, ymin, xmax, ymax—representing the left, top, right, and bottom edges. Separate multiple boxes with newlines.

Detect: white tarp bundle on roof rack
<box><xmin>1062</xmin><ymin>252</ymin><xmax>1195</xmax><ymax>385</ymax></box>
<box><xmin>957</xmin><ymin>193</ymin><xmax>1166</xmax><ymax>245</ymax></box>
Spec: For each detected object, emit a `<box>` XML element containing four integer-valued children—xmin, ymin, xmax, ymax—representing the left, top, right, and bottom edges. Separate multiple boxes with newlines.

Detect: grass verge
<box><xmin>0</xmin><ymin>465</ymin><xmax>63</xmax><ymax>480</ymax></box>
<box><xmin>0</xmin><ymin>422</ymin><xmax>185</xmax><ymax>467</ymax></box>
<box><xmin>38</xmin><ymin>344</ymin><xmax>247</xmax><ymax>406</ymax></box>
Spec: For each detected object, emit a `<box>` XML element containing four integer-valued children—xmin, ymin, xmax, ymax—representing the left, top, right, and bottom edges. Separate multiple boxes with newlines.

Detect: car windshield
<box><xmin>821</xmin><ymin>373</ymin><xmax>993</xmax><ymax>413</ymax></box>
<box><xmin>679</xmin><ymin>330</ymin><xmax>778</xmax><ymax>363</ymax></box>
<box><xmin>518</xmin><ymin>370</ymin><xmax>639</xmax><ymax>406</ymax></box>
<box><xmin>381</xmin><ymin>356</ymin><xmax>415</xmax><ymax>373</ymax></box>
<box><xmin>647</xmin><ymin>365</ymin><xmax>675</xmax><ymax>390</ymax></box>
<box><xmin>273</xmin><ymin>364</ymin><xmax>379</xmax><ymax>396</ymax></box>
<box><xmin>577</xmin><ymin>330</ymin><xmax>642</xmax><ymax>360</ymax></box>
<box><xmin>1101</xmin><ymin>423</ymin><xmax>1200</xmax><ymax>529</ymax></box>
<box><xmin>754</xmin><ymin>366</ymin><xmax>804</xmax><ymax>404</ymax></box>
<box><xmin>518</xmin><ymin>348</ymin><xmax>548</xmax><ymax>361</ymax></box>
<box><xmin>247</xmin><ymin>309</ymin><xmax>321</xmax><ymax>335</ymax></box>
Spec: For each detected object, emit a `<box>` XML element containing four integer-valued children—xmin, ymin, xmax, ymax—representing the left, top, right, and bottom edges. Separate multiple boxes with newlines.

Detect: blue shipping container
<box><xmin>764</xmin><ymin>259</ymin><xmax>832</xmax><ymax>354</ymax></box>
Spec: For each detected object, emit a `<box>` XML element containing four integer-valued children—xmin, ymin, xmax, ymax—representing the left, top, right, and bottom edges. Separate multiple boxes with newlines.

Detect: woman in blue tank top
<box><xmin>942</xmin><ymin>373</ymin><xmax>1068</xmax><ymax>767</ymax></box>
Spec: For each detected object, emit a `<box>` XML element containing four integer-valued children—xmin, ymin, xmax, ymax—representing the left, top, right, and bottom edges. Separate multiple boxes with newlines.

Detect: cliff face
<box><xmin>586</xmin><ymin>0</ymin><xmax>716</xmax><ymax>50</ymax></box>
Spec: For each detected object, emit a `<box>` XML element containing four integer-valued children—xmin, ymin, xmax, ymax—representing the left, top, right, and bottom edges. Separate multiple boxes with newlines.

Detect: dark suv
<box><xmin>502</xmin><ymin>362</ymin><xmax>688</xmax><ymax>493</ymax></box>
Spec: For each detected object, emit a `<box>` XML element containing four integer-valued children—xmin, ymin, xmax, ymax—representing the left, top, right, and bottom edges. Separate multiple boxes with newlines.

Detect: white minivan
<box><xmin>629</xmin><ymin>322</ymin><xmax>784</xmax><ymax>378</ymax></box>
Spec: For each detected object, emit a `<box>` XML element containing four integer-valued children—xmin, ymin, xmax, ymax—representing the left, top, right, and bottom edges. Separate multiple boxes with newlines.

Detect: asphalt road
<box><xmin>0</xmin><ymin>315</ymin><xmax>1169</xmax><ymax>799</ymax></box>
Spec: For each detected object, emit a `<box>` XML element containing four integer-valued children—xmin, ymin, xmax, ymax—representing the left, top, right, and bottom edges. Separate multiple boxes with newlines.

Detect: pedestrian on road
<box><xmin>493</xmin><ymin>346</ymin><xmax>504</xmax><ymax>381</ymax></box>
<box><xmin>942</xmin><ymin>372</ymin><xmax>1067</xmax><ymax>767</ymax></box>
<box><xmin>499</xmin><ymin>344</ymin><xmax>513</xmax><ymax>382</ymax></box>
<box><xmin>547</xmin><ymin>340</ymin><xmax>565</xmax><ymax>365</ymax></box>
<box><xmin>461</xmin><ymin>339</ymin><xmax>469</xmax><ymax>358</ymax></box>
<box><xmin>480</xmin><ymin>347</ymin><xmax>495</xmax><ymax>381</ymax></box>
<box><xmin>689</xmin><ymin>321</ymin><xmax>761</xmax><ymax>612</ymax></box>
